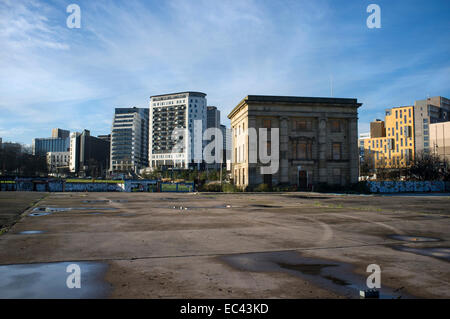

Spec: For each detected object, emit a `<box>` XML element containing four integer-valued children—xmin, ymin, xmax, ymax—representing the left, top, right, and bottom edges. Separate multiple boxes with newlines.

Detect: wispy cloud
<box><xmin>0</xmin><ymin>0</ymin><xmax>449</xmax><ymax>143</ymax></box>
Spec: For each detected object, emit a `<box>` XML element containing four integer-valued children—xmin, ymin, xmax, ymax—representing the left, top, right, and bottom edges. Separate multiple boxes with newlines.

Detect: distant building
<box><xmin>358</xmin><ymin>133</ymin><xmax>370</xmax><ymax>165</ymax></box>
<box><xmin>206</xmin><ymin>106</ymin><xmax>222</xmax><ymax>170</ymax></box>
<box><xmin>362</xmin><ymin>106</ymin><xmax>414</xmax><ymax>168</ymax></box>
<box><xmin>32</xmin><ymin>128</ymin><xmax>70</xmax><ymax>156</ymax></box>
<box><xmin>221</xmin><ymin>124</ymin><xmax>232</xmax><ymax>170</ymax></box>
<box><xmin>47</xmin><ymin>151</ymin><xmax>70</xmax><ymax>172</ymax></box>
<box><xmin>51</xmin><ymin>128</ymin><xmax>70</xmax><ymax>139</ymax></box>
<box><xmin>149</xmin><ymin>92</ymin><xmax>207</xmax><ymax>169</ymax></box>
<box><xmin>430</xmin><ymin>121</ymin><xmax>450</xmax><ymax>163</ymax></box>
<box><xmin>414</xmin><ymin>96</ymin><xmax>450</xmax><ymax>154</ymax></box>
<box><xmin>228</xmin><ymin>95</ymin><xmax>361</xmax><ymax>189</ymax></box>
<box><xmin>70</xmin><ymin>130</ymin><xmax>110</xmax><ymax>175</ymax></box>
<box><xmin>207</xmin><ymin>106</ymin><xmax>220</xmax><ymax>130</ymax></box>
<box><xmin>370</xmin><ymin>120</ymin><xmax>385</xmax><ymax>138</ymax></box>
<box><xmin>110</xmin><ymin>107</ymin><xmax>149</xmax><ymax>173</ymax></box>
<box><xmin>97</xmin><ymin>134</ymin><xmax>111</xmax><ymax>143</ymax></box>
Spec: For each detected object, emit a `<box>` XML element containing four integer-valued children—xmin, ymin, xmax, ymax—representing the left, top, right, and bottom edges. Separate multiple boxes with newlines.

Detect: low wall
<box><xmin>0</xmin><ymin>179</ymin><xmax>194</xmax><ymax>192</ymax></box>
<box><xmin>368</xmin><ymin>181</ymin><xmax>446</xmax><ymax>193</ymax></box>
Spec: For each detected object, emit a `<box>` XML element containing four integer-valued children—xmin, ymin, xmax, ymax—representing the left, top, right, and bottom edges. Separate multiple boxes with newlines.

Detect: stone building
<box><xmin>227</xmin><ymin>95</ymin><xmax>361</xmax><ymax>190</ymax></box>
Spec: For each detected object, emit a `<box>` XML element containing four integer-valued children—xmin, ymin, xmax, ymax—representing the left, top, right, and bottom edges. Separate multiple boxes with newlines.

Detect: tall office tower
<box><xmin>206</xmin><ymin>106</ymin><xmax>221</xmax><ymax>169</ymax></box>
<box><xmin>69</xmin><ymin>130</ymin><xmax>110</xmax><ymax>175</ymax></box>
<box><xmin>149</xmin><ymin>92</ymin><xmax>207</xmax><ymax>169</ymax></box>
<box><xmin>52</xmin><ymin>128</ymin><xmax>70</xmax><ymax>139</ymax></box>
<box><xmin>207</xmin><ymin>106</ymin><xmax>220</xmax><ymax>129</ymax></box>
<box><xmin>414</xmin><ymin>96</ymin><xmax>450</xmax><ymax>154</ymax></box>
<box><xmin>110</xmin><ymin>107</ymin><xmax>149</xmax><ymax>173</ymax></box>
<box><xmin>32</xmin><ymin>128</ymin><xmax>70</xmax><ymax>155</ymax></box>
<box><xmin>220</xmin><ymin>124</ymin><xmax>232</xmax><ymax>170</ymax></box>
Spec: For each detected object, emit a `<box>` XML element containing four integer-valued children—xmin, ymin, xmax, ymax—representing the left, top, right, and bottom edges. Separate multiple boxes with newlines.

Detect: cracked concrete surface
<box><xmin>0</xmin><ymin>192</ymin><xmax>449</xmax><ymax>298</ymax></box>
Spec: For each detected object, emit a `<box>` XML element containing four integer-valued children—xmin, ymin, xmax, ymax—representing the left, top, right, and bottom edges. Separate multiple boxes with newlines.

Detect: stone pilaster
<box><xmin>318</xmin><ymin>117</ymin><xmax>328</xmax><ymax>183</ymax></box>
<box><xmin>348</xmin><ymin>117</ymin><xmax>358</xmax><ymax>183</ymax></box>
<box><xmin>279</xmin><ymin>116</ymin><xmax>289</xmax><ymax>183</ymax></box>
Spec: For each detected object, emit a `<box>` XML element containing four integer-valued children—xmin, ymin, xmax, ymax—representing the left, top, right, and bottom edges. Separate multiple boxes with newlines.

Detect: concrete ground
<box><xmin>0</xmin><ymin>192</ymin><xmax>449</xmax><ymax>298</ymax></box>
<box><xmin>0</xmin><ymin>192</ymin><xmax>46</xmax><ymax>232</ymax></box>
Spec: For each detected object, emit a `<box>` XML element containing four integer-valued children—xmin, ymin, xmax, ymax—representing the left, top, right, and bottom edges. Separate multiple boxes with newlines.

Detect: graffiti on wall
<box><xmin>368</xmin><ymin>181</ymin><xmax>445</xmax><ymax>193</ymax></box>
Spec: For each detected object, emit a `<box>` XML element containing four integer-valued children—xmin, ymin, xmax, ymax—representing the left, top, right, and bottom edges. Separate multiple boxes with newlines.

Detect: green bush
<box><xmin>254</xmin><ymin>183</ymin><xmax>271</xmax><ymax>192</ymax></box>
<box><xmin>199</xmin><ymin>183</ymin><xmax>222</xmax><ymax>192</ymax></box>
<box><xmin>221</xmin><ymin>183</ymin><xmax>243</xmax><ymax>193</ymax></box>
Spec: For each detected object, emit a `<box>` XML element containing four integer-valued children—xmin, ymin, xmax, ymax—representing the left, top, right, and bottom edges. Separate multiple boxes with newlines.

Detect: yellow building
<box><xmin>363</xmin><ymin>106</ymin><xmax>415</xmax><ymax>168</ymax></box>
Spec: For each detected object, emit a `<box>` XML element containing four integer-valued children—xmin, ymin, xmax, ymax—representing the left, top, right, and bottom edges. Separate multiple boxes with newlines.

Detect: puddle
<box><xmin>220</xmin><ymin>251</ymin><xmax>410</xmax><ymax>299</ymax></box>
<box><xmin>17</xmin><ymin>231</ymin><xmax>46</xmax><ymax>235</ymax></box>
<box><xmin>388</xmin><ymin>235</ymin><xmax>442</xmax><ymax>242</ymax></box>
<box><xmin>251</xmin><ymin>204</ymin><xmax>283</xmax><ymax>208</ymax></box>
<box><xmin>290</xmin><ymin>195</ymin><xmax>330</xmax><ymax>200</ymax></box>
<box><xmin>29</xmin><ymin>212</ymin><xmax>51</xmax><ymax>217</ymax></box>
<box><xmin>32</xmin><ymin>207</ymin><xmax>117</xmax><ymax>213</ymax></box>
<box><xmin>82</xmin><ymin>200</ymin><xmax>128</xmax><ymax>203</ymax></box>
<box><xmin>0</xmin><ymin>261</ymin><xmax>110</xmax><ymax>298</ymax></box>
<box><xmin>82</xmin><ymin>200</ymin><xmax>109</xmax><ymax>203</ymax></box>
<box><xmin>391</xmin><ymin>246</ymin><xmax>450</xmax><ymax>262</ymax></box>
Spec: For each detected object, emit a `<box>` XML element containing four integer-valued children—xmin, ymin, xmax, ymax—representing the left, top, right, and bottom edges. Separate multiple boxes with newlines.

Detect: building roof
<box><xmin>228</xmin><ymin>95</ymin><xmax>362</xmax><ymax>119</ymax></box>
<box><xmin>150</xmin><ymin>91</ymin><xmax>206</xmax><ymax>98</ymax></box>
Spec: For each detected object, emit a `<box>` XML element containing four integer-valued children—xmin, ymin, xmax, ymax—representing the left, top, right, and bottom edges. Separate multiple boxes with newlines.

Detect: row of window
<box><xmin>233</xmin><ymin>142</ymin><xmax>343</xmax><ymax>162</ymax></box>
<box><xmin>233</xmin><ymin>119</ymin><xmax>345</xmax><ymax>136</ymax></box>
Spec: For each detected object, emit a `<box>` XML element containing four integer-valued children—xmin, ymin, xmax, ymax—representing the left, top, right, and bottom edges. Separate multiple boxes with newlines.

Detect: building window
<box><xmin>332</xmin><ymin>143</ymin><xmax>341</xmax><ymax>160</ymax></box>
<box><xmin>296</xmin><ymin>141</ymin><xmax>312</xmax><ymax>160</ymax></box>
<box><xmin>295</xmin><ymin>118</ymin><xmax>312</xmax><ymax>131</ymax></box>
<box><xmin>330</xmin><ymin>120</ymin><xmax>341</xmax><ymax>133</ymax></box>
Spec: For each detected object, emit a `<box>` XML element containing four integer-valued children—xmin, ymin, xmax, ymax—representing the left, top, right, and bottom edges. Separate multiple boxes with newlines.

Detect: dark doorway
<box><xmin>298</xmin><ymin>170</ymin><xmax>308</xmax><ymax>190</ymax></box>
<box><xmin>263</xmin><ymin>174</ymin><xmax>272</xmax><ymax>188</ymax></box>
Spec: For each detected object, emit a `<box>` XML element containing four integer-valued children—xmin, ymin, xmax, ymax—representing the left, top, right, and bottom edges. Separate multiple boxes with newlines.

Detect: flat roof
<box><xmin>150</xmin><ymin>91</ymin><xmax>206</xmax><ymax>98</ymax></box>
<box><xmin>228</xmin><ymin>95</ymin><xmax>362</xmax><ymax>119</ymax></box>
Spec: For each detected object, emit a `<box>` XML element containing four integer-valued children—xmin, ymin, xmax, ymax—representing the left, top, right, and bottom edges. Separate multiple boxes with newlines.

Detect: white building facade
<box><xmin>47</xmin><ymin>151</ymin><xmax>70</xmax><ymax>172</ymax></box>
<box><xmin>149</xmin><ymin>92</ymin><xmax>207</xmax><ymax>169</ymax></box>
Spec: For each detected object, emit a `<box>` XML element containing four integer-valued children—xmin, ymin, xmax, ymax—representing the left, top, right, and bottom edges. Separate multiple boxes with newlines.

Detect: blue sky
<box><xmin>1</xmin><ymin>0</ymin><xmax>449</xmax><ymax>144</ymax></box>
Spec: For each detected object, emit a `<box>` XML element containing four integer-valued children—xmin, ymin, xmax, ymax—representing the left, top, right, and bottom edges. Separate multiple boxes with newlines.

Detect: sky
<box><xmin>1</xmin><ymin>0</ymin><xmax>449</xmax><ymax>145</ymax></box>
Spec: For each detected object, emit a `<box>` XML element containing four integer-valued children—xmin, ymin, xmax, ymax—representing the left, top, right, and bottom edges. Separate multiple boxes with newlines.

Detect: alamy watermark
<box><xmin>66</xmin><ymin>4</ymin><xmax>81</xmax><ymax>29</ymax></box>
<box><xmin>366</xmin><ymin>4</ymin><xmax>381</xmax><ymax>29</ymax></box>
<box><xmin>366</xmin><ymin>264</ymin><xmax>381</xmax><ymax>289</ymax></box>
<box><xmin>66</xmin><ymin>263</ymin><xmax>81</xmax><ymax>289</ymax></box>
<box><xmin>165</xmin><ymin>120</ymin><xmax>280</xmax><ymax>174</ymax></box>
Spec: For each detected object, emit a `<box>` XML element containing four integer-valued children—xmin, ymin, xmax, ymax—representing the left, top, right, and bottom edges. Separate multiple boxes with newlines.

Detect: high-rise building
<box><xmin>414</xmin><ymin>96</ymin><xmax>450</xmax><ymax>155</ymax></box>
<box><xmin>207</xmin><ymin>106</ymin><xmax>220</xmax><ymax>130</ymax></box>
<box><xmin>32</xmin><ymin>128</ymin><xmax>70</xmax><ymax>155</ymax></box>
<box><xmin>220</xmin><ymin>124</ymin><xmax>232</xmax><ymax>170</ymax></box>
<box><xmin>149</xmin><ymin>92</ymin><xmax>207</xmax><ymax>169</ymax></box>
<box><xmin>97</xmin><ymin>134</ymin><xmax>111</xmax><ymax>143</ymax></box>
<box><xmin>228</xmin><ymin>95</ymin><xmax>361</xmax><ymax>189</ymax></box>
<box><xmin>51</xmin><ymin>128</ymin><xmax>70</xmax><ymax>139</ymax></box>
<box><xmin>110</xmin><ymin>107</ymin><xmax>149</xmax><ymax>173</ymax></box>
<box><xmin>362</xmin><ymin>105</ymin><xmax>415</xmax><ymax>168</ymax></box>
<box><xmin>429</xmin><ymin>121</ymin><xmax>450</xmax><ymax>163</ymax></box>
<box><xmin>69</xmin><ymin>130</ymin><xmax>110</xmax><ymax>175</ymax></box>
